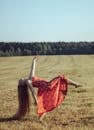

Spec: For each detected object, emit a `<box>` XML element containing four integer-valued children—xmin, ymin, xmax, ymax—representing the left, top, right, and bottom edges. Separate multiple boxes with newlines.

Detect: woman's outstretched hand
<box><xmin>33</xmin><ymin>55</ymin><xmax>39</xmax><ymax>60</ymax></box>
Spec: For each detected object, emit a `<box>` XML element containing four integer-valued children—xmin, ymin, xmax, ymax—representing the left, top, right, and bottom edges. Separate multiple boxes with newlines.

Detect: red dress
<box><xmin>32</xmin><ymin>75</ymin><xmax>68</xmax><ymax>116</ymax></box>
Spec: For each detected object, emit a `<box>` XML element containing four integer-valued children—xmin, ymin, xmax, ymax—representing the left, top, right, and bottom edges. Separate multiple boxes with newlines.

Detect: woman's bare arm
<box><xmin>27</xmin><ymin>56</ymin><xmax>38</xmax><ymax>105</ymax></box>
<box><xmin>29</xmin><ymin>56</ymin><xmax>37</xmax><ymax>79</ymax></box>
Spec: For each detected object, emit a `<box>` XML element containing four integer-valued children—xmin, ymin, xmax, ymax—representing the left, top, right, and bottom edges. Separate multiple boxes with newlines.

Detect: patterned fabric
<box><xmin>32</xmin><ymin>75</ymin><xmax>68</xmax><ymax>116</ymax></box>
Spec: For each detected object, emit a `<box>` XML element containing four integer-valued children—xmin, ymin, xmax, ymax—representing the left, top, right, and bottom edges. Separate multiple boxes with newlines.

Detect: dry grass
<box><xmin>0</xmin><ymin>55</ymin><xmax>94</xmax><ymax>130</ymax></box>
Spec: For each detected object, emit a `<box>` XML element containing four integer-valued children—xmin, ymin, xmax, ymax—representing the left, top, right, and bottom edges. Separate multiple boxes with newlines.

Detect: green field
<box><xmin>0</xmin><ymin>55</ymin><xmax>94</xmax><ymax>130</ymax></box>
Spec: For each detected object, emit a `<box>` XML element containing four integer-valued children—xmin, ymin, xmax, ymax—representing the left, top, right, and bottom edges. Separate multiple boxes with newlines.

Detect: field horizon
<box><xmin>0</xmin><ymin>55</ymin><xmax>94</xmax><ymax>130</ymax></box>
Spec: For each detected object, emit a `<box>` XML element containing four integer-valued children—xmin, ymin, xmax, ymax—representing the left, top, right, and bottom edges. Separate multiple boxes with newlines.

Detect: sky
<box><xmin>0</xmin><ymin>0</ymin><xmax>94</xmax><ymax>42</ymax></box>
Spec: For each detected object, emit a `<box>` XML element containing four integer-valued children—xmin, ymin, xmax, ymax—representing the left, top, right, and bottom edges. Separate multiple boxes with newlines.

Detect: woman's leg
<box><xmin>39</xmin><ymin>112</ymin><xmax>47</xmax><ymax>121</ymax></box>
<box><xmin>67</xmin><ymin>78</ymin><xmax>82</xmax><ymax>88</ymax></box>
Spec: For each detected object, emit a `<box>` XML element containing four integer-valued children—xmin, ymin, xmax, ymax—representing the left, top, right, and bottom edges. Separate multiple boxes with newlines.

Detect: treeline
<box><xmin>0</xmin><ymin>41</ymin><xmax>94</xmax><ymax>56</ymax></box>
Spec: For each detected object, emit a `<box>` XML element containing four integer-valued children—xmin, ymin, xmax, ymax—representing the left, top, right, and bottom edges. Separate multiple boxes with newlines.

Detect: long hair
<box><xmin>12</xmin><ymin>83</ymin><xmax>30</xmax><ymax>119</ymax></box>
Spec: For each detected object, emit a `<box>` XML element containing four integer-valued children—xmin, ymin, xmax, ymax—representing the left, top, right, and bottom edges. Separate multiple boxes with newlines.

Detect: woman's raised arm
<box><xmin>27</xmin><ymin>56</ymin><xmax>38</xmax><ymax>105</ymax></box>
<box><xmin>29</xmin><ymin>56</ymin><xmax>37</xmax><ymax>79</ymax></box>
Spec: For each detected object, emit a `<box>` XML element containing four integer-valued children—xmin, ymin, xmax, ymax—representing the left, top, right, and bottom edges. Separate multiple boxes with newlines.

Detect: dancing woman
<box><xmin>12</xmin><ymin>56</ymin><xmax>81</xmax><ymax>120</ymax></box>
<box><xmin>12</xmin><ymin>56</ymin><xmax>38</xmax><ymax>119</ymax></box>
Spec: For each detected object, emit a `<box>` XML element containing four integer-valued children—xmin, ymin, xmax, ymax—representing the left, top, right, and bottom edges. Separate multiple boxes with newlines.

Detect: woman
<box><xmin>12</xmin><ymin>56</ymin><xmax>81</xmax><ymax>120</ymax></box>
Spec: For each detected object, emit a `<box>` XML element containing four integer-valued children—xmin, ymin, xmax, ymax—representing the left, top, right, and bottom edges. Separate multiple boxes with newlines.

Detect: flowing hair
<box><xmin>12</xmin><ymin>83</ymin><xmax>30</xmax><ymax>119</ymax></box>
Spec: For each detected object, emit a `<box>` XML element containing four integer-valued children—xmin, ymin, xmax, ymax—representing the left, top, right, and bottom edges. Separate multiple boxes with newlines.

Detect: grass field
<box><xmin>0</xmin><ymin>55</ymin><xmax>94</xmax><ymax>130</ymax></box>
